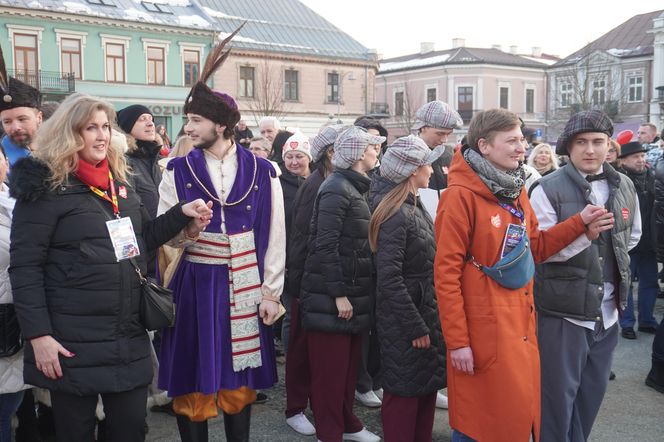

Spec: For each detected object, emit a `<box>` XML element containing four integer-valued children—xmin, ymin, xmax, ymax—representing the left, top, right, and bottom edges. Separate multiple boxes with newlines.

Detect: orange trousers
<box><xmin>172</xmin><ymin>387</ymin><xmax>256</xmax><ymax>421</ymax></box>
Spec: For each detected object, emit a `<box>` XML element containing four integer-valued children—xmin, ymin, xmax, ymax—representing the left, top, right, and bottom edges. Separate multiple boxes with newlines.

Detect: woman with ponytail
<box><xmin>368</xmin><ymin>135</ymin><xmax>446</xmax><ymax>442</ymax></box>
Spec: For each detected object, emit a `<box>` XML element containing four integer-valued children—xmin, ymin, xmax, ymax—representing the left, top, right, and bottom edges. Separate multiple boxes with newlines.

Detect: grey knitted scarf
<box><xmin>463</xmin><ymin>148</ymin><xmax>524</xmax><ymax>202</ymax></box>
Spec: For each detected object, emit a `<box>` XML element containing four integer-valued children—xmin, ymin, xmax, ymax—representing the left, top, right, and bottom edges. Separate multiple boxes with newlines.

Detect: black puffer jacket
<box><xmin>369</xmin><ymin>175</ymin><xmax>445</xmax><ymax>396</ymax></box>
<box><xmin>8</xmin><ymin>157</ymin><xmax>190</xmax><ymax>395</ymax></box>
<box><xmin>288</xmin><ymin>168</ymin><xmax>325</xmax><ymax>298</ymax></box>
<box><xmin>300</xmin><ymin>168</ymin><xmax>374</xmax><ymax>334</ymax></box>
<box><xmin>127</xmin><ymin>140</ymin><xmax>163</xmax><ymax>277</ymax></box>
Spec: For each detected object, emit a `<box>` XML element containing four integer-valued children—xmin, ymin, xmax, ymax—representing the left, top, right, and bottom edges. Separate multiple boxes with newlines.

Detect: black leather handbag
<box><xmin>89</xmin><ymin>195</ymin><xmax>176</xmax><ymax>331</ymax></box>
<box><xmin>0</xmin><ymin>304</ymin><xmax>23</xmax><ymax>357</ymax></box>
<box><xmin>129</xmin><ymin>258</ymin><xmax>176</xmax><ymax>331</ymax></box>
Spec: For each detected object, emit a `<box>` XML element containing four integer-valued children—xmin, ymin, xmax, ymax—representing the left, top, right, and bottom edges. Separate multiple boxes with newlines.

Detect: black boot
<box><xmin>645</xmin><ymin>359</ymin><xmax>664</xmax><ymax>394</ymax></box>
<box><xmin>176</xmin><ymin>414</ymin><xmax>208</xmax><ymax>442</ymax></box>
<box><xmin>223</xmin><ymin>405</ymin><xmax>251</xmax><ymax>442</ymax></box>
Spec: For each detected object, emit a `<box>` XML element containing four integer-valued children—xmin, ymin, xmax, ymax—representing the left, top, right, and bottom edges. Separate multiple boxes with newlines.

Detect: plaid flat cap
<box><xmin>332</xmin><ymin>126</ymin><xmax>386</xmax><ymax>169</ymax></box>
<box><xmin>311</xmin><ymin>124</ymin><xmax>345</xmax><ymax>162</ymax></box>
<box><xmin>380</xmin><ymin>135</ymin><xmax>445</xmax><ymax>183</ymax></box>
<box><xmin>412</xmin><ymin>101</ymin><xmax>464</xmax><ymax>131</ymax></box>
<box><xmin>555</xmin><ymin>110</ymin><xmax>613</xmax><ymax>155</ymax></box>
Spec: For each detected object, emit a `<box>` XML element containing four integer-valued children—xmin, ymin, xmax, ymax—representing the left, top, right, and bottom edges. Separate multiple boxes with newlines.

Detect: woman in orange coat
<box><xmin>434</xmin><ymin>109</ymin><xmax>613</xmax><ymax>442</ymax></box>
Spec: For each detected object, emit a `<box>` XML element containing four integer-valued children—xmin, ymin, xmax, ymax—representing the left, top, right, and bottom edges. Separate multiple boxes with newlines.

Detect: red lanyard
<box><xmin>88</xmin><ymin>171</ymin><xmax>119</xmax><ymax>217</ymax></box>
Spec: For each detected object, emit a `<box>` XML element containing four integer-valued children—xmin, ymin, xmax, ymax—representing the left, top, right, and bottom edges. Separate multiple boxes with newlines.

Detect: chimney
<box><xmin>509</xmin><ymin>45</ymin><xmax>518</xmax><ymax>54</ymax></box>
<box><xmin>452</xmin><ymin>38</ymin><xmax>465</xmax><ymax>48</ymax></box>
<box><xmin>492</xmin><ymin>44</ymin><xmax>502</xmax><ymax>51</ymax></box>
<box><xmin>420</xmin><ymin>42</ymin><xmax>435</xmax><ymax>54</ymax></box>
<box><xmin>531</xmin><ymin>46</ymin><xmax>542</xmax><ymax>57</ymax></box>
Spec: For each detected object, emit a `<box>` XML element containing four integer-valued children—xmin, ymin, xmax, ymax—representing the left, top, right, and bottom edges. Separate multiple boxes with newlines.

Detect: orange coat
<box><xmin>434</xmin><ymin>151</ymin><xmax>586</xmax><ymax>442</ymax></box>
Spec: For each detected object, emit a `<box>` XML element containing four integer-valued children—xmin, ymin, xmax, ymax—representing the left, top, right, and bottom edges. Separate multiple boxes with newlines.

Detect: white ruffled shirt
<box><xmin>158</xmin><ymin>146</ymin><xmax>285</xmax><ymax>299</ymax></box>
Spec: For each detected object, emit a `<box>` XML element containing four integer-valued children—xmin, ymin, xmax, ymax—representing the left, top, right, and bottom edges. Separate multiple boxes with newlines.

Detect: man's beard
<box><xmin>9</xmin><ymin>132</ymin><xmax>32</xmax><ymax>148</ymax></box>
<box><xmin>194</xmin><ymin>129</ymin><xmax>219</xmax><ymax>150</ymax></box>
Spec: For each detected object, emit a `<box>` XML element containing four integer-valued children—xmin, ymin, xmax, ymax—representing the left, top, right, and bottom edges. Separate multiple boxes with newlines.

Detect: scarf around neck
<box><xmin>463</xmin><ymin>147</ymin><xmax>524</xmax><ymax>202</ymax></box>
<box><xmin>76</xmin><ymin>158</ymin><xmax>110</xmax><ymax>190</ymax></box>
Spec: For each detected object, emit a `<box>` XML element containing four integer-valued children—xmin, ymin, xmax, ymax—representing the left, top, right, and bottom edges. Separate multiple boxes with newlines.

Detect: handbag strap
<box><xmin>87</xmin><ymin>192</ymin><xmax>147</xmax><ymax>282</ymax></box>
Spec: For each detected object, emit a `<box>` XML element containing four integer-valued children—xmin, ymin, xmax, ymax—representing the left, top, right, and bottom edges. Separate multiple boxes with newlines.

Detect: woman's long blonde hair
<box><xmin>526</xmin><ymin>143</ymin><xmax>559</xmax><ymax>171</ymax></box>
<box><xmin>368</xmin><ymin>179</ymin><xmax>415</xmax><ymax>252</ymax></box>
<box><xmin>34</xmin><ymin>93</ymin><xmax>129</xmax><ymax>187</ymax></box>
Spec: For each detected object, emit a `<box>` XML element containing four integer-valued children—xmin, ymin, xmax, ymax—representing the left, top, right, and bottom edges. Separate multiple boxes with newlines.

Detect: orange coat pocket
<box><xmin>466</xmin><ymin>315</ymin><xmax>497</xmax><ymax>372</ymax></box>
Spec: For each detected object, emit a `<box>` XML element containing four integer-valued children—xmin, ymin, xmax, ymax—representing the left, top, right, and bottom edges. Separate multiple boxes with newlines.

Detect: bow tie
<box><xmin>585</xmin><ymin>173</ymin><xmax>606</xmax><ymax>183</ymax></box>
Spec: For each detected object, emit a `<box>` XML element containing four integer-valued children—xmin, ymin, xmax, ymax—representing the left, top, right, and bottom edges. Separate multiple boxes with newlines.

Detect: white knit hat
<box><xmin>281</xmin><ymin>132</ymin><xmax>312</xmax><ymax>161</ymax></box>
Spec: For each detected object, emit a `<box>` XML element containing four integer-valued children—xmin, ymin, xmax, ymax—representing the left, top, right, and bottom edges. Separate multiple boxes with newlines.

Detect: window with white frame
<box><xmin>183</xmin><ymin>50</ymin><xmax>199</xmax><ymax>86</ymax></box>
<box><xmin>560</xmin><ymin>82</ymin><xmax>573</xmax><ymax>108</ymax></box>
<box><xmin>591</xmin><ymin>78</ymin><xmax>606</xmax><ymax>106</ymax></box>
<box><xmin>394</xmin><ymin>90</ymin><xmax>404</xmax><ymax>117</ymax></box>
<box><xmin>627</xmin><ymin>75</ymin><xmax>643</xmax><ymax>103</ymax></box>
<box><xmin>101</xmin><ymin>35</ymin><xmax>130</xmax><ymax>83</ymax></box>
<box><xmin>55</xmin><ymin>30</ymin><xmax>87</xmax><ymax>80</ymax></box>
<box><xmin>499</xmin><ymin>87</ymin><xmax>509</xmax><ymax>109</ymax></box>
<box><xmin>147</xmin><ymin>46</ymin><xmax>165</xmax><ymax>85</ymax></box>
<box><xmin>240</xmin><ymin>66</ymin><xmax>254</xmax><ymax>98</ymax></box>
<box><xmin>284</xmin><ymin>69</ymin><xmax>299</xmax><ymax>101</ymax></box>
<box><xmin>525</xmin><ymin>88</ymin><xmax>535</xmax><ymax>113</ymax></box>
<box><xmin>426</xmin><ymin>87</ymin><xmax>437</xmax><ymax>103</ymax></box>
<box><xmin>327</xmin><ymin>72</ymin><xmax>339</xmax><ymax>103</ymax></box>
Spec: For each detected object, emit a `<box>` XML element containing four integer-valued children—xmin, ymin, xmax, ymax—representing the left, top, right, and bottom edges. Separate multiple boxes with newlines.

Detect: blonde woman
<box><xmin>368</xmin><ymin>135</ymin><xmax>446</xmax><ymax>442</ymax></box>
<box><xmin>527</xmin><ymin>143</ymin><xmax>559</xmax><ymax>177</ymax></box>
<box><xmin>8</xmin><ymin>93</ymin><xmax>211</xmax><ymax>442</ymax></box>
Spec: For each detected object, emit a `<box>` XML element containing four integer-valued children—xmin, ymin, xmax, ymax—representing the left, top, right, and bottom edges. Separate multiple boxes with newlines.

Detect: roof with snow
<box><xmin>1</xmin><ymin>0</ymin><xmax>375</xmax><ymax>62</ymax></box>
<box><xmin>379</xmin><ymin>47</ymin><xmax>548</xmax><ymax>74</ymax></box>
<box><xmin>198</xmin><ymin>0</ymin><xmax>374</xmax><ymax>61</ymax></box>
<box><xmin>553</xmin><ymin>9</ymin><xmax>664</xmax><ymax>67</ymax></box>
<box><xmin>0</xmin><ymin>0</ymin><xmax>215</xmax><ymax>29</ymax></box>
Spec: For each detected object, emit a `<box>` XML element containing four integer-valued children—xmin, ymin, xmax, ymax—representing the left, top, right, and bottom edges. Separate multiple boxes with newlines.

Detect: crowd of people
<box><xmin>0</xmin><ymin>31</ymin><xmax>663</xmax><ymax>442</ymax></box>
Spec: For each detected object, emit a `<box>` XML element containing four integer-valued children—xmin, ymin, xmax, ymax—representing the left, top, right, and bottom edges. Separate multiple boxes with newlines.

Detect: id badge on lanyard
<box><xmin>90</xmin><ymin>172</ymin><xmax>141</xmax><ymax>261</ymax></box>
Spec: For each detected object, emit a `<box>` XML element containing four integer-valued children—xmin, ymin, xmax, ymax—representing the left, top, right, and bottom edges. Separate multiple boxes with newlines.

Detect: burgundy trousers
<box><xmin>381</xmin><ymin>391</ymin><xmax>437</xmax><ymax>442</ymax></box>
<box><xmin>285</xmin><ymin>297</ymin><xmax>311</xmax><ymax>418</ymax></box>
<box><xmin>307</xmin><ymin>330</ymin><xmax>364</xmax><ymax>442</ymax></box>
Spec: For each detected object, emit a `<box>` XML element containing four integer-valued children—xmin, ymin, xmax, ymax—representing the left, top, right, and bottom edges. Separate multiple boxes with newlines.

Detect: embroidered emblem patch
<box><xmin>118</xmin><ymin>186</ymin><xmax>128</xmax><ymax>199</ymax></box>
<box><xmin>621</xmin><ymin>208</ymin><xmax>629</xmax><ymax>220</ymax></box>
<box><xmin>289</xmin><ymin>141</ymin><xmax>298</xmax><ymax>149</ymax></box>
<box><xmin>491</xmin><ymin>214</ymin><xmax>502</xmax><ymax>228</ymax></box>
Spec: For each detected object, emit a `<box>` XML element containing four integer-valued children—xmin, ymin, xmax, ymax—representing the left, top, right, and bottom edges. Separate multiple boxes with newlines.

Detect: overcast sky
<box><xmin>299</xmin><ymin>0</ymin><xmax>664</xmax><ymax>60</ymax></box>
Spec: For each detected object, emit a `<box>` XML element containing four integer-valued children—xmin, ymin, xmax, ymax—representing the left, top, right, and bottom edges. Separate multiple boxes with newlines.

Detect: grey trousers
<box><xmin>538</xmin><ymin>315</ymin><xmax>618</xmax><ymax>442</ymax></box>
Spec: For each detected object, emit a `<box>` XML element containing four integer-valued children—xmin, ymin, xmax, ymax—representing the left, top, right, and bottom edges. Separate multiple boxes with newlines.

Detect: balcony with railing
<box><xmin>8</xmin><ymin>69</ymin><xmax>75</xmax><ymax>94</ymax></box>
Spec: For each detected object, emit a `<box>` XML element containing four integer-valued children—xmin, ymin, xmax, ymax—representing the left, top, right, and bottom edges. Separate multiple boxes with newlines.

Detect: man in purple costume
<box><xmin>156</xmin><ymin>30</ymin><xmax>285</xmax><ymax>442</ymax></box>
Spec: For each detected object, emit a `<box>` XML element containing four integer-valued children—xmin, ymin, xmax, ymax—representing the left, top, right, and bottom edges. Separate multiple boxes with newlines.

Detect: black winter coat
<box><xmin>279</xmin><ymin>165</ymin><xmax>306</xmax><ymax>243</ymax></box>
<box><xmin>369</xmin><ymin>176</ymin><xmax>445</xmax><ymax>396</ymax></box>
<box><xmin>127</xmin><ymin>140</ymin><xmax>163</xmax><ymax>277</ymax></box>
<box><xmin>620</xmin><ymin>165</ymin><xmax>655</xmax><ymax>254</ymax></box>
<box><xmin>655</xmin><ymin>159</ymin><xmax>664</xmax><ymax>261</ymax></box>
<box><xmin>288</xmin><ymin>168</ymin><xmax>325</xmax><ymax>298</ymax></box>
<box><xmin>300</xmin><ymin>168</ymin><xmax>374</xmax><ymax>334</ymax></box>
<box><xmin>8</xmin><ymin>157</ymin><xmax>191</xmax><ymax>396</ymax></box>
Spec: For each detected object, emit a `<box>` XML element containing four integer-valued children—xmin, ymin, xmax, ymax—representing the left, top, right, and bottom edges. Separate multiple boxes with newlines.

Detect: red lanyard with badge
<box><xmin>88</xmin><ymin>171</ymin><xmax>141</xmax><ymax>261</ymax></box>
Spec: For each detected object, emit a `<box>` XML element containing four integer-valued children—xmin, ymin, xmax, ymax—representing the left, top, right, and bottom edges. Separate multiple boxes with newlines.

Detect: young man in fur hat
<box><xmin>0</xmin><ymin>48</ymin><xmax>43</xmax><ymax>167</ymax></box>
<box><xmin>157</xmin><ymin>30</ymin><xmax>285</xmax><ymax>442</ymax></box>
<box><xmin>530</xmin><ymin>110</ymin><xmax>641</xmax><ymax>442</ymax></box>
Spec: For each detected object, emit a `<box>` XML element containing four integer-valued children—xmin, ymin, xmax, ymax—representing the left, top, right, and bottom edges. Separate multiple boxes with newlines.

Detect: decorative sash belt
<box><xmin>185</xmin><ymin>231</ymin><xmax>263</xmax><ymax>372</ymax></box>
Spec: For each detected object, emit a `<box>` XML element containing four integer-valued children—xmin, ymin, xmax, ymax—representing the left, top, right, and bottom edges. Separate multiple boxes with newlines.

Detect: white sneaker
<box><xmin>355</xmin><ymin>390</ymin><xmax>382</xmax><ymax>407</ymax></box>
<box><xmin>286</xmin><ymin>412</ymin><xmax>316</xmax><ymax>435</ymax></box>
<box><xmin>343</xmin><ymin>427</ymin><xmax>381</xmax><ymax>442</ymax></box>
<box><xmin>435</xmin><ymin>392</ymin><xmax>448</xmax><ymax>409</ymax></box>
<box><xmin>373</xmin><ymin>388</ymin><xmax>383</xmax><ymax>400</ymax></box>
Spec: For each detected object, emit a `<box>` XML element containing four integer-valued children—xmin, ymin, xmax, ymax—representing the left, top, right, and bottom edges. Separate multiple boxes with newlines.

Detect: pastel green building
<box><xmin>0</xmin><ymin>0</ymin><xmax>217</xmax><ymax>140</ymax></box>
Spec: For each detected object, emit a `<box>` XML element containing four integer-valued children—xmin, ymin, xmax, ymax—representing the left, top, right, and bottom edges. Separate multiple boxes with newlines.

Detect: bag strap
<box><xmin>87</xmin><ymin>193</ymin><xmax>147</xmax><ymax>282</ymax></box>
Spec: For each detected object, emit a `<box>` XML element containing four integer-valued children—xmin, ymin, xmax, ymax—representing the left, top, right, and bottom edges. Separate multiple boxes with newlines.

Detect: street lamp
<box><xmin>336</xmin><ymin>71</ymin><xmax>356</xmax><ymax>124</ymax></box>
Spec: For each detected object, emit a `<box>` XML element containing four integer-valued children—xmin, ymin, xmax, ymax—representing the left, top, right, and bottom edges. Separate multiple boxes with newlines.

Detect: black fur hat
<box><xmin>0</xmin><ymin>44</ymin><xmax>41</xmax><ymax>112</ymax></box>
<box><xmin>183</xmin><ymin>24</ymin><xmax>244</xmax><ymax>129</ymax></box>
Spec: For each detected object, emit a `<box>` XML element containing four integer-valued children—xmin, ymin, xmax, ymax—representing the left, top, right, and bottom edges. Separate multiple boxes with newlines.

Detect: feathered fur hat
<box><xmin>0</xmin><ymin>43</ymin><xmax>41</xmax><ymax>112</ymax></box>
<box><xmin>183</xmin><ymin>25</ymin><xmax>245</xmax><ymax>129</ymax></box>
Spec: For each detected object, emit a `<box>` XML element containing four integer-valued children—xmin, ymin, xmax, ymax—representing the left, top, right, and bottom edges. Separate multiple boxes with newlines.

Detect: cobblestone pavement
<box><xmin>146</xmin><ymin>297</ymin><xmax>664</xmax><ymax>441</ymax></box>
